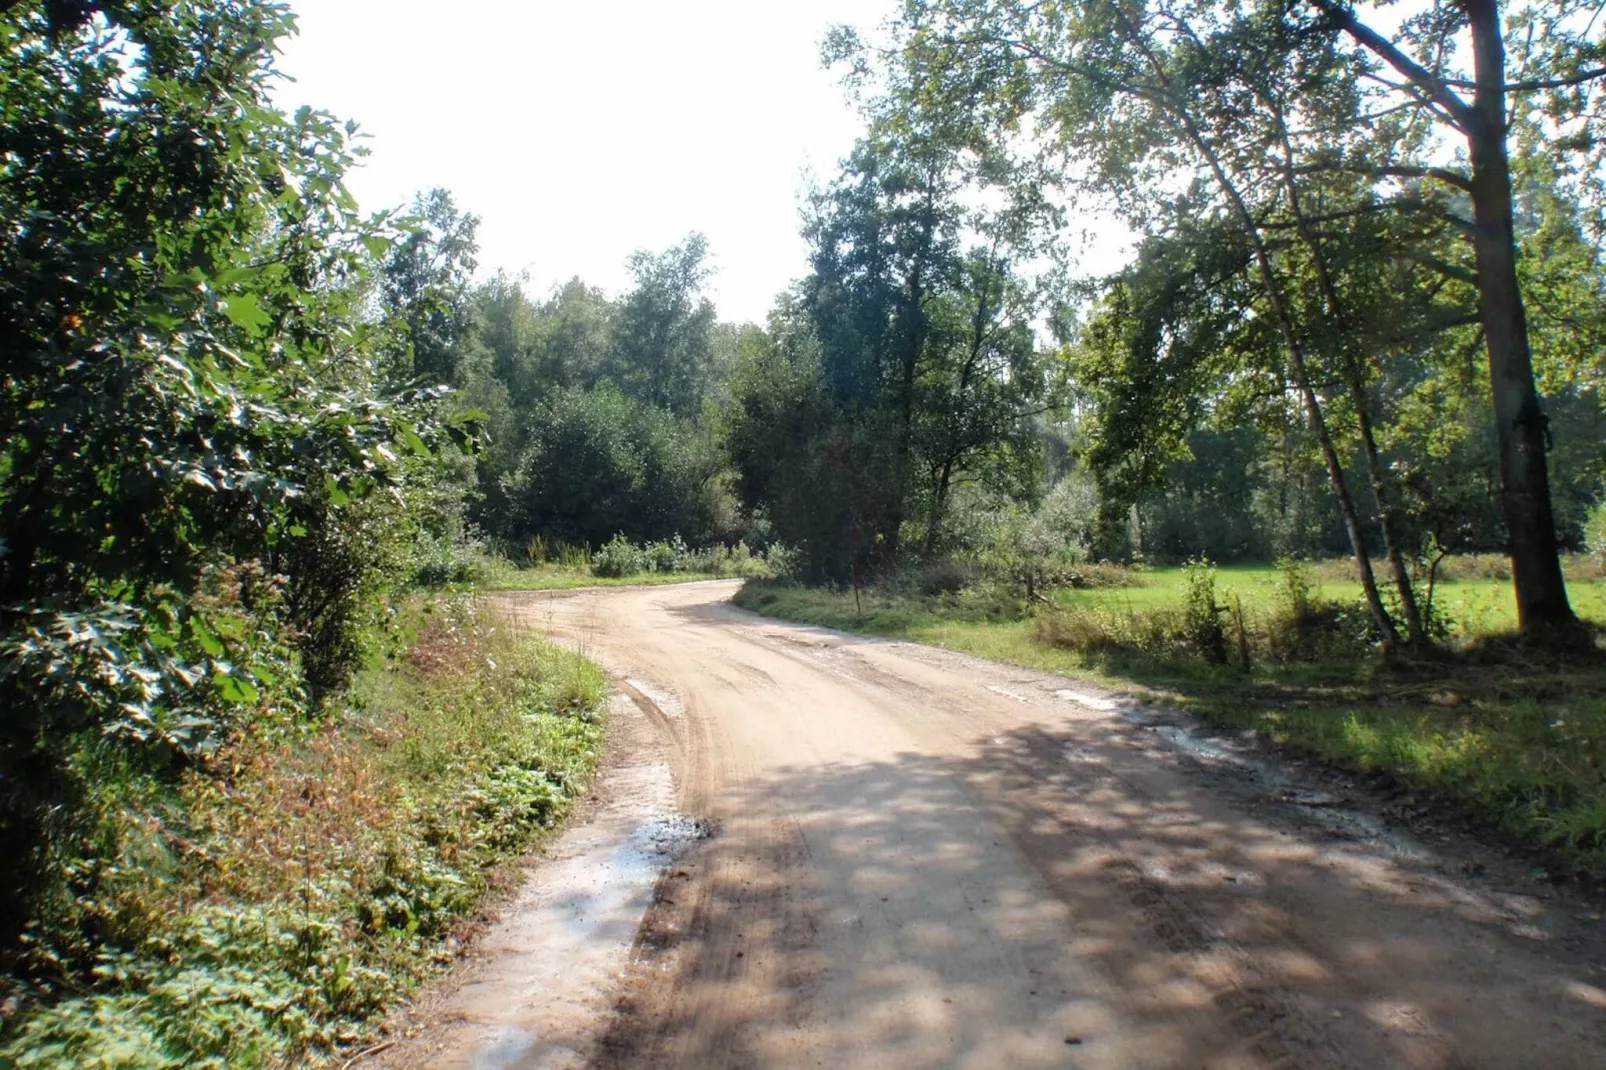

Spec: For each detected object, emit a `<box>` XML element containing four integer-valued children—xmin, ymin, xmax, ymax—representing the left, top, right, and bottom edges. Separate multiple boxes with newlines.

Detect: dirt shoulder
<box><xmin>361</xmin><ymin>681</ymin><xmax>697</xmax><ymax>1070</ymax></box>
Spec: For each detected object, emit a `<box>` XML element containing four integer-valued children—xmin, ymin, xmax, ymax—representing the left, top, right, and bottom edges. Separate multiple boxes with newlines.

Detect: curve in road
<box><xmin>499</xmin><ymin>580</ymin><xmax>1606</xmax><ymax>1070</ymax></box>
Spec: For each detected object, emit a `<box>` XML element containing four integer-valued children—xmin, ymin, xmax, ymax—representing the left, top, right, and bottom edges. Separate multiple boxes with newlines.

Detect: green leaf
<box><xmin>222</xmin><ymin>293</ymin><xmax>271</xmax><ymax>332</ymax></box>
<box><xmin>190</xmin><ymin>617</ymin><xmax>225</xmax><ymax>658</ymax></box>
<box><xmin>215</xmin><ymin>673</ymin><xmax>260</xmax><ymax>704</ymax></box>
<box><xmin>399</xmin><ymin>426</ymin><xmax>431</xmax><ymax>457</ymax></box>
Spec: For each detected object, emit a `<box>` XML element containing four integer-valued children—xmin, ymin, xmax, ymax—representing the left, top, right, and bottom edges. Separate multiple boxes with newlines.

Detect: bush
<box><xmin>281</xmin><ymin>495</ymin><xmax>409</xmax><ymax>702</ymax></box>
<box><xmin>1181</xmin><ymin>557</ymin><xmax>1228</xmax><ymax>664</ymax></box>
<box><xmin>590</xmin><ymin>534</ymin><xmax>648</xmax><ymax>578</ymax></box>
<box><xmin>644</xmin><ymin>536</ymin><xmax>688</xmax><ymax>574</ymax></box>
<box><xmin>1584</xmin><ymin>500</ymin><xmax>1606</xmax><ymax>559</ymax></box>
<box><xmin>912</xmin><ymin>559</ymin><xmax>973</xmax><ymax>596</ymax></box>
<box><xmin>1060</xmin><ymin>561</ymin><xmax>1141</xmax><ymax>589</ymax></box>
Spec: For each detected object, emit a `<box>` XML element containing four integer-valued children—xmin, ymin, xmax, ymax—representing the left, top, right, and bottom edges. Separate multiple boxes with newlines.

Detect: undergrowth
<box><xmin>465</xmin><ymin>536</ymin><xmax>791</xmax><ymax>591</ymax></box>
<box><xmin>734</xmin><ymin>559</ymin><xmax>1606</xmax><ymax>878</ymax></box>
<box><xmin>0</xmin><ymin>597</ymin><xmax>605</xmax><ymax>1067</ymax></box>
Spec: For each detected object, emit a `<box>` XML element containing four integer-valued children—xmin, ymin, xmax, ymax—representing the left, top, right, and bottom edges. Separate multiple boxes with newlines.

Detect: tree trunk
<box><xmin>924</xmin><ymin>458</ymin><xmax>956</xmax><ymax>556</ymax></box>
<box><xmin>1354</xmin><ymin>394</ymin><xmax>1427</xmax><ymax>642</ymax></box>
<box><xmin>1263</xmin><ymin>96</ymin><xmax>1428</xmax><ymax>644</ymax></box>
<box><xmin>1464</xmin><ymin>0</ymin><xmax>1578</xmax><ymax>633</ymax></box>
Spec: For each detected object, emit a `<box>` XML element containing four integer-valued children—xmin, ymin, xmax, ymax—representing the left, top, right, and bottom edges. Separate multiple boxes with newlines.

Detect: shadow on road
<box><xmin>593</xmin><ymin>718</ymin><xmax>1606</xmax><ymax>1069</ymax></box>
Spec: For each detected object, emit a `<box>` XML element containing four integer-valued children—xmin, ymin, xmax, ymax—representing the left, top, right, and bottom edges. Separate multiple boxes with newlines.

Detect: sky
<box><xmin>273</xmin><ymin>0</ymin><xmax>899</xmax><ymax>324</ymax></box>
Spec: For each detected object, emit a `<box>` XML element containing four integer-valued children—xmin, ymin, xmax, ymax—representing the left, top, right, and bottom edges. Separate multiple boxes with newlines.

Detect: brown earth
<box><xmin>392</xmin><ymin>580</ymin><xmax>1606</xmax><ymax>1069</ymax></box>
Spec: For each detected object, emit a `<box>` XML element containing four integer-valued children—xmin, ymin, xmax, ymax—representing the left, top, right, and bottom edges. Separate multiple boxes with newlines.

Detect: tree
<box><xmin>1305</xmin><ymin>0</ymin><xmax>1598</xmax><ymax>631</ymax></box>
<box><xmin>0</xmin><ymin>0</ymin><xmax>463</xmax><ymax>955</ymax></box>
<box><xmin>607</xmin><ymin>233</ymin><xmax>718</xmax><ymax>415</ymax></box>
<box><xmin>726</xmin><ymin>116</ymin><xmax>1055</xmax><ymax>580</ymax></box>
<box><xmin>502</xmin><ymin>387</ymin><xmax>721</xmax><ymax>548</ymax></box>
<box><xmin>381</xmin><ymin>188</ymin><xmax>480</xmax><ymax>386</ymax></box>
<box><xmin>876</xmin><ymin>0</ymin><xmax>1604</xmax><ymax>635</ymax></box>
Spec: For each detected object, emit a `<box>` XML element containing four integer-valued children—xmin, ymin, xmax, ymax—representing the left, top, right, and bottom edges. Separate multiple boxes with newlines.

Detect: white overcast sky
<box><xmin>273</xmin><ymin>0</ymin><xmax>899</xmax><ymax>325</ymax></box>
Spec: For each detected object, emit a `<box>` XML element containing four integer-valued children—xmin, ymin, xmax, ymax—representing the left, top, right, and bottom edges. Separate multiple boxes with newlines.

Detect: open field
<box><xmin>734</xmin><ymin>558</ymin><xmax>1606</xmax><ymax>878</ymax></box>
<box><xmin>1043</xmin><ymin>557</ymin><xmax>1606</xmax><ymax>636</ymax></box>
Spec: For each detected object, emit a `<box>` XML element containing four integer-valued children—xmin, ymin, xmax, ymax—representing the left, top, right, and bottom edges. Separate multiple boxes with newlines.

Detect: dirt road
<box><xmin>500</xmin><ymin>580</ymin><xmax>1605</xmax><ymax>1069</ymax></box>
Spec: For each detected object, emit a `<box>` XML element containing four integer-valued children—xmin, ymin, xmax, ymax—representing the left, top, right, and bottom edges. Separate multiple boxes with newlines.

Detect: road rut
<box><xmin>500</xmin><ymin>580</ymin><xmax>1606</xmax><ymax>1070</ymax></box>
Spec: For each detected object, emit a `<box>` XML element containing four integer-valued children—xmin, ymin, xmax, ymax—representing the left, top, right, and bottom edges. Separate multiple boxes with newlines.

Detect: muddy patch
<box><xmin>364</xmin><ymin>692</ymin><xmax>697</xmax><ymax>1070</ymax></box>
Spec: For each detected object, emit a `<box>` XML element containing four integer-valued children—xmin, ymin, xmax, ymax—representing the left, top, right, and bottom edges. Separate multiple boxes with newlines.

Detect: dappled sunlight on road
<box><xmin>507</xmin><ymin>583</ymin><xmax>1606</xmax><ymax>1070</ymax></box>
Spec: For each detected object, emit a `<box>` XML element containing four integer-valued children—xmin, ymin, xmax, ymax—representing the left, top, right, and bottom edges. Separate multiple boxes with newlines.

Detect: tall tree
<box><xmin>607</xmin><ymin>233</ymin><xmax>717</xmax><ymax>415</ymax></box>
<box><xmin>381</xmin><ymin>187</ymin><xmax>480</xmax><ymax>386</ymax></box>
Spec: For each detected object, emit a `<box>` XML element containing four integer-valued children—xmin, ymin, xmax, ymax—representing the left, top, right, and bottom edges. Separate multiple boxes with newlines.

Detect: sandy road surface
<box><xmin>498</xmin><ymin>580</ymin><xmax>1606</xmax><ymax>1070</ymax></box>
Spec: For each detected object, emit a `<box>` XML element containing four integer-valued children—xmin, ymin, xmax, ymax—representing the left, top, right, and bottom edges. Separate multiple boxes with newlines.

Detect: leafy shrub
<box><xmin>413</xmin><ymin>531</ymin><xmax>489</xmax><ymax>588</ymax></box>
<box><xmin>644</xmin><ymin>536</ymin><xmax>688</xmax><ymax>574</ymax></box>
<box><xmin>282</xmin><ymin>496</ymin><xmax>411</xmax><ymax>700</ymax></box>
<box><xmin>0</xmin><ymin>599</ymin><xmax>606</xmax><ymax>1066</ymax></box>
<box><xmin>1033</xmin><ymin>603</ymin><xmax>1187</xmax><ymax>656</ymax></box>
<box><xmin>1181</xmin><ymin>557</ymin><xmax>1228</xmax><ymax>663</ymax></box>
<box><xmin>1585</xmin><ymin>501</ymin><xmax>1606</xmax><ymax>559</ymax></box>
<box><xmin>913</xmin><ymin>559</ymin><xmax>973</xmax><ymax>596</ymax></box>
<box><xmin>587</xmin><ymin>536</ymin><xmax>780</xmax><ymax>580</ymax></box>
<box><xmin>590</xmin><ymin>534</ymin><xmax>648</xmax><ymax>578</ymax></box>
<box><xmin>1060</xmin><ymin>562</ymin><xmax>1141</xmax><ymax>589</ymax></box>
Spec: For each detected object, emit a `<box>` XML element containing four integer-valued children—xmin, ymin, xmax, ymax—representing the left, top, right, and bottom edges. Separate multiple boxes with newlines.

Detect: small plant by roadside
<box><xmin>1181</xmin><ymin>557</ymin><xmax>1228</xmax><ymax>663</ymax></box>
<box><xmin>588</xmin><ymin>535</ymin><xmax>783</xmax><ymax>581</ymax></box>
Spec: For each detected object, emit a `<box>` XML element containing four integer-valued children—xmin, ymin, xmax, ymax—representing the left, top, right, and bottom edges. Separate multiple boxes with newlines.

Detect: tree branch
<box><xmin>1313</xmin><ymin>2</ymin><xmax>1477</xmax><ymax>131</ymax></box>
<box><xmin>1445</xmin><ymin>67</ymin><xmax>1606</xmax><ymax>92</ymax></box>
<box><xmin>1288</xmin><ymin>161</ymin><xmax>1473</xmax><ymax>192</ymax></box>
<box><xmin>1398</xmin><ymin>248</ymin><xmax>1478</xmax><ymax>286</ymax></box>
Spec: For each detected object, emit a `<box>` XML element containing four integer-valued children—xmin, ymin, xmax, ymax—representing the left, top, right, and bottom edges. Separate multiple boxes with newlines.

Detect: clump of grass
<box><xmin>0</xmin><ymin>596</ymin><xmax>605</xmax><ymax>1067</ymax></box>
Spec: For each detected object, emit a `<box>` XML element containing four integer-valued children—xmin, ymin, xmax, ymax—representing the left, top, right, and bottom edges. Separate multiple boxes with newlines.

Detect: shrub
<box><xmin>1585</xmin><ymin>500</ymin><xmax>1606</xmax><ymax>559</ymax></box>
<box><xmin>1181</xmin><ymin>557</ymin><xmax>1228</xmax><ymax>664</ymax></box>
<box><xmin>1059</xmin><ymin>561</ymin><xmax>1141</xmax><ymax>589</ymax></box>
<box><xmin>644</xmin><ymin>536</ymin><xmax>688</xmax><ymax>574</ymax></box>
<box><xmin>590</xmin><ymin>534</ymin><xmax>647</xmax><ymax>578</ymax></box>
<box><xmin>1034</xmin><ymin>607</ymin><xmax>1127</xmax><ymax>653</ymax></box>
<box><xmin>913</xmin><ymin>559</ymin><xmax>973</xmax><ymax>596</ymax></box>
<box><xmin>0</xmin><ymin>598</ymin><xmax>606</xmax><ymax>1066</ymax></box>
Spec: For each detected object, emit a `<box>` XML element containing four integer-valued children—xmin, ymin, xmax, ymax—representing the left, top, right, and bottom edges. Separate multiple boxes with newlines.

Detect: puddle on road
<box><xmin>625</xmin><ymin>677</ymin><xmax>684</xmax><ymax>720</ymax></box>
<box><xmin>380</xmin><ymin>694</ymin><xmax>703</xmax><ymax>1070</ymax></box>
<box><xmin>469</xmin><ymin>1027</ymin><xmax>541</xmax><ymax>1070</ymax></box>
<box><xmin>1054</xmin><ymin>687</ymin><xmax>1119</xmax><ymax>711</ymax></box>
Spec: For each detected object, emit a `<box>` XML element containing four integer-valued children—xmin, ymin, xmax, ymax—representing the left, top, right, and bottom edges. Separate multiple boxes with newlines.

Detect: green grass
<box><xmin>466</xmin><ymin>549</ymin><xmax>768</xmax><ymax>592</ymax></box>
<box><xmin>1045</xmin><ymin>560</ymin><xmax>1606</xmax><ymax>636</ymax></box>
<box><xmin>1</xmin><ymin>595</ymin><xmax>608</xmax><ymax>1068</ymax></box>
<box><xmin>735</xmin><ymin>561</ymin><xmax>1606</xmax><ymax>878</ymax></box>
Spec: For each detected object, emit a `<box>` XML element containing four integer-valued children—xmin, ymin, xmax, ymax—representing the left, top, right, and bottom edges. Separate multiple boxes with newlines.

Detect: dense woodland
<box><xmin>3</xmin><ymin>0</ymin><xmax>1606</xmax><ymax>1062</ymax></box>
